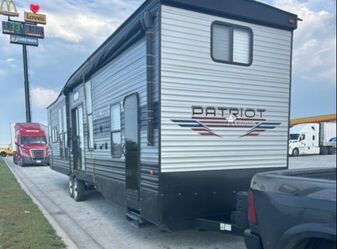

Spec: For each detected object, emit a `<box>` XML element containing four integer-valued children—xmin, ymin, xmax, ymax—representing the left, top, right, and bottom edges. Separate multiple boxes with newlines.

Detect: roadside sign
<box><xmin>2</xmin><ymin>20</ymin><xmax>44</xmax><ymax>39</ymax></box>
<box><xmin>10</xmin><ymin>35</ymin><xmax>38</xmax><ymax>46</ymax></box>
<box><xmin>0</xmin><ymin>0</ymin><xmax>19</xmax><ymax>17</ymax></box>
<box><xmin>24</xmin><ymin>12</ymin><xmax>47</xmax><ymax>25</ymax></box>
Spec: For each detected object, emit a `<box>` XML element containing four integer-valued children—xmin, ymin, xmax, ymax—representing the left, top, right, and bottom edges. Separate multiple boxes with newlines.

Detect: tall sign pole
<box><xmin>22</xmin><ymin>44</ymin><xmax>31</xmax><ymax>122</ymax></box>
<box><xmin>1</xmin><ymin>1</ymin><xmax>46</xmax><ymax>122</ymax></box>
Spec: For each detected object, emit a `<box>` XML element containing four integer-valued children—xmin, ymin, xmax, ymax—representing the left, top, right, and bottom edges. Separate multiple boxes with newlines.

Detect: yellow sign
<box><xmin>0</xmin><ymin>0</ymin><xmax>18</xmax><ymax>17</ymax></box>
<box><xmin>24</xmin><ymin>12</ymin><xmax>47</xmax><ymax>25</ymax></box>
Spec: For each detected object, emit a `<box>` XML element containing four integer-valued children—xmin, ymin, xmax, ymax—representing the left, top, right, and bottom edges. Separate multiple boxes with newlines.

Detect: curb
<box><xmin>3</xmin><ymin>158</ymin><xmax>78</xmax><ymax>249</ymax></box>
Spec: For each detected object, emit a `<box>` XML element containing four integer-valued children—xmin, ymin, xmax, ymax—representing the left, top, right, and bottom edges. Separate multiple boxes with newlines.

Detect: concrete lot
<box><xmin>3</xmin><ymin>155</ymin><xmax>336</xmax><ymax>249</ymax></box>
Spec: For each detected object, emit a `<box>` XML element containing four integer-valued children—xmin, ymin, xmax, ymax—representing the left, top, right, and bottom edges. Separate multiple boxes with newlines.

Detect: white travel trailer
<box><xmin>289</xmin><ymin>122</ymin><xmax>336</xmax><ymax>156</ymax></box>
<box><xmin>48</xmin><ymin>0</ymin><xmax>298</xmax><ymax>231</ymax></box>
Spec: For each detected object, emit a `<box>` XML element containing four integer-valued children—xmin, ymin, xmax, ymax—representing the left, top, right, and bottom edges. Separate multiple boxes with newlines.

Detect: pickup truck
<box><xmin>245</xmin><ymin>167</ymin><xmax>336</xmax><ymax>249</ymax></box>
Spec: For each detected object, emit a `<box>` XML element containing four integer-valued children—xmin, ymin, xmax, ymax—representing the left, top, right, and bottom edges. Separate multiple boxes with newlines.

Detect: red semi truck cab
<box><xmin>13</xmin><ymin>123</ymin><xmax>50</xmax><ymax>166</ymax></box>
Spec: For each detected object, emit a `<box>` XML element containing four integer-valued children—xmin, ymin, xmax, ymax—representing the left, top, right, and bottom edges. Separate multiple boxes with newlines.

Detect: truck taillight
<box><xmin>248</xmin><ymin>190</ymin><xmax>257</xmax><ymax>225</ymax></box>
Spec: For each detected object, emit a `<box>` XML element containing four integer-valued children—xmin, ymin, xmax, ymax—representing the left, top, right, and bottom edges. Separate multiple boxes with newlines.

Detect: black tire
<box><xmin>320</xmin><ymin>147</ymin><xmax>329</xmax><ymax>155</ymax></box>
<box><xmin>19</xmin><ymin>157</ymin><xmax>25</xmax><ymax>167</ymax></box>
<box><xmin>292</xmin><ymin>148</ymin><xmax>299</xmax><ymax>157</ymax></box>
<box><xmin>236</xmin><ymin>191</ymin><xmax>248</xmax><ymax>213</ymax></box>
<box><xmin>328</xmin><ymin>147</ymin><xmax>336</xmax><ymax>155</ymax></box>
<box><xmin>69</xmin><ymin>176</ymin><xmax>75</xmax><ymax>198</ymax></box>
<box><xmin>230</xmin><ymin>210</ymin><xmax>249</xmax><ymax>230</ymax></box>
<box><xmin>0</xmin><ymin>152</ymin><xmax>7</xmax><ymax>157</ymax></box>
<box><xmin>73</xmin><ymin>178</ymin><xmax>85</xmax><ymax>202</ymax></box>
<box><xmin>295</xmin><ymin>238</ymin><xmax>335</xmax><ymax>249</ymax></box>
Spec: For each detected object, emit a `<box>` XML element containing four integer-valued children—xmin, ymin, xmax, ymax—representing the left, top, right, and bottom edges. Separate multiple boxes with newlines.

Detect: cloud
<box><xmin>273</xmin><ymin>0</ymin><xmax>336</xmax><ymax>84</ymax></box>
<box><xmin>46</xmin><ymin>13</ymin><xmax>120</xmax><ymax>43</ymax></box>
<box><xmin>30</xmin><ymin>87</ymin><xmax>59</xmax><ymax>108</ymax></box>
<box><xmin>39</xmin><ymin>0</ymin><xmax>142</xmax><ymax>44</ymax></box>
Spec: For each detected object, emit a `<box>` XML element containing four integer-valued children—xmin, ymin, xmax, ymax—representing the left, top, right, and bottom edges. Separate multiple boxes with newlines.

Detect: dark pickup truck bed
<box><xmin>245</xmin><ymin>167</ymin><xmax>336</xmax><ymax>249</ymax></box>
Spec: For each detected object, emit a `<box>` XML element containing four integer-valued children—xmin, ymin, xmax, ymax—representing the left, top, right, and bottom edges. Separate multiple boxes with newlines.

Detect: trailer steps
<box><xmin>126</xmin><ymin>210</ymin><xmax>146</xmax><ymax>227</ymax></box>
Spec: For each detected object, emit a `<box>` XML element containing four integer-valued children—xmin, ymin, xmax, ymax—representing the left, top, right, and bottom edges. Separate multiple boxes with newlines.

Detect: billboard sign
<box><xmin>24</xmin><ymin>12</ymin><xmax>47</xmax><ymax>25</ymax></box>
<box><xmin>2</xmin><ymin>20</ymin><xmax>44</xmax><ymax>39</ymax></box>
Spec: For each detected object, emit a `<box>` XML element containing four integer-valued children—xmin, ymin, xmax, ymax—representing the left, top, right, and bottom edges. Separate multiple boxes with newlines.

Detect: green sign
<box><xmin>2</xmin><ymin>20</ymin><xmax>44</xmax><ymax>39</ymax></box>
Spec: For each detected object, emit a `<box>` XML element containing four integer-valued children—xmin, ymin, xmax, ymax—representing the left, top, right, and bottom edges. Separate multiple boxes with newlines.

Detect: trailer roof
<box><xmin>49</xmin><ymin>0</ymin><xmax>298</xmax><ymax>108</ymax></box>
<box><xmin>162</xmin><ymin>0</ymin><xmax>298</xmax><ymax>30</ymax></box>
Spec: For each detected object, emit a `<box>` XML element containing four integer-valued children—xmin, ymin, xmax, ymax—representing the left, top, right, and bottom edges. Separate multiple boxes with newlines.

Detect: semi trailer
<box><xmin>47</xmin><ymin>0</ymin><xmax>298</xmax><ymax>231</ymax></box>
<box><xmin>289</xmin><ymin>122</ymin><xmax>336</xmax><ymax>156</ymax></box>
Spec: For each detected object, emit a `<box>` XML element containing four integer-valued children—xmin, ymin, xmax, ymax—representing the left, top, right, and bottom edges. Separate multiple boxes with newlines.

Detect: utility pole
<box><xmin>22</xmin><ymin>44</ymin><xmax>31</xmax><ymax>122</ymax></box>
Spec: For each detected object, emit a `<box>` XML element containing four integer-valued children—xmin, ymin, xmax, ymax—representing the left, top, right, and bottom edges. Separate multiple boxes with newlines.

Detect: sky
<box><xmin>0</xmin><ymin>0</ymin><xmax>336</xmax><ymax>145</ymax></box>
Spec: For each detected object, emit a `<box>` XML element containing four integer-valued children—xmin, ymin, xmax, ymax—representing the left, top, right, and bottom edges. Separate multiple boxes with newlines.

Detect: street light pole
<box><xmin>22</xmin><ymin>44</ymin><xmax>32</xmax><ymax>122</ymax></box>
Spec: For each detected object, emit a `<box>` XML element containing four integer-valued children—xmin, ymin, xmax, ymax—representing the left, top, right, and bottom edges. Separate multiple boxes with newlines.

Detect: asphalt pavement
<box><xmin>3</xmin><ymin>154</ymin><xmax>336</xmax><ymax>249</ymax></box>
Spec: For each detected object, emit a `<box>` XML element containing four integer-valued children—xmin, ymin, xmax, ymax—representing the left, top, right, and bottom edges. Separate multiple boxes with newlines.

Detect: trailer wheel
<box><xmin>320</xmin><ymin>147</ymin><xmax>328</xmax><ymax>155</ymax></box>
<box><xmin>292</xmin><ymin>148</ymin><xmax>299</xmax><ymax>157</ymax></box>
<box><xmin>73</xmin><ymin>178</ymin><xmax>85</xmax><ymax>202</ymax></box>
<box><xmin>69</xmin><ymin>176</ymin><xmax>75</xmax><ymax>198</ymax></box>
<box><xmin>328</xmin><ymin>147</ymin><xmax>336</xmax><ymax>155</ymax></box>
<box><xmin>0</xmin><ymin>152</ymin><xmax>7</xmax><ymax>157</ymax></box>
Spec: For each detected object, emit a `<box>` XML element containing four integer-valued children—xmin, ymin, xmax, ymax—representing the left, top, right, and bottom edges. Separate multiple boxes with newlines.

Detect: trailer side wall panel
<box><xmin>160</xmin><ymin>5</ymin><xmax>292</xmax><ymax>173</ymax></box>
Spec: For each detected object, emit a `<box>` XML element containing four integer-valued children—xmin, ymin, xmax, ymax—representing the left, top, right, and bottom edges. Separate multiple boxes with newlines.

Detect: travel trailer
<box><xmin>48</xmin><ymin>0</ymin><xmax>298</xmax><ymax>231</ymax></box>
<box><xmin>289</xmin><ymin>122</ymin><xmax>336</xmax><ymax>156</ymax></box>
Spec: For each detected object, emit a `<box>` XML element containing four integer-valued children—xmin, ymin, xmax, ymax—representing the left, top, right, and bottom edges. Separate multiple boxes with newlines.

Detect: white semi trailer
<box><xmin>289</xmin><ymin>122</ymin><xmax>336</xmax><ymax>156</ymax></box>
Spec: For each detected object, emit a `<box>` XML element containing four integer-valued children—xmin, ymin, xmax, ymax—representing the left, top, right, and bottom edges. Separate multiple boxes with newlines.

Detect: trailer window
<box><xmin>48</xmin><ymin>124</ymin><xmax>52</xmax><ymax>144</ymax></box>
<box><xmin>62</xmin><ymin>105</ymin><xmax>68</xmax><ymax>159</ymax></box>
<box><xmin>211</xmin><ymin>22</ymin><xmax>253</xmax><ymax>66</ymax></box>
<box><xmin>52</xmin><ymin>128</ymin><xmax>58</xmax><ymax>143</ymax></box>
<box><xmin>58</xmin><ymin>108</ymin><xmax>64</xmax><ymax>158</ymax></box>
<box><xmin>85</xmin><ymin>81</ymin><xmax>94</xmax><ymax>150</ymax></box>
<box><xmin>111</xmin><ymin>103</ymin><xmax>121</xmax><ymax>157</ymax></box>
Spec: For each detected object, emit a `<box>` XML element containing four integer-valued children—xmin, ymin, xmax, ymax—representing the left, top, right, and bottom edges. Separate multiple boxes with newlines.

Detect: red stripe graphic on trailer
<box><xmin>172</xmin><ymin>119</ymin><xmax>281</xmax><ymax>138</ymax></box>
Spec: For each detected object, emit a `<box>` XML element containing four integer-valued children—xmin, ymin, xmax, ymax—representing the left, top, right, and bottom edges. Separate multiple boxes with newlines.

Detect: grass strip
<box><xmin>0</xmin><ymin>158</ymin><xmax>66</xmax><ymax>249</ymax></box>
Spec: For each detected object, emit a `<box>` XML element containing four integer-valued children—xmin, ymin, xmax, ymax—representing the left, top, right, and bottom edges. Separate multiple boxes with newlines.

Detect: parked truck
<box><xmin>245</xmin><ymin>167</ymin><xmax>336</xmax><ymax>249</ymax></box>
<box><xmin>289</xmin><ymin>122</ymin><xmax>336</xmax><ymax>156</ymax></box>
<box><xmin>12</xmin><ymin>123</ymin><xmax>50</xmax><ymax>166</ymax></box>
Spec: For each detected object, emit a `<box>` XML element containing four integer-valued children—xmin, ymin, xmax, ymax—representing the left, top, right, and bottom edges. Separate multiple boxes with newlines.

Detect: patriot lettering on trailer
<box><xmin>172</xmin><ymin>106</ymin><xmax>281</xmax><ymax>137</ymax></box>
<box><xmin>47</xmin><ymin>0</ymin><xmax>297</xmax><ymax>232</ymax></box>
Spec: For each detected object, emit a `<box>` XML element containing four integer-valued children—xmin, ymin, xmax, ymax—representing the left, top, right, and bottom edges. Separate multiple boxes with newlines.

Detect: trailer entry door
<box><xmin>71</xmin><ymin>106</ymin><xmax>85</xmax><ymax>171</ymax></box>
<box><xmin>124</xmin><ymin>94</ymin><xmax>140</xmax><ymax>211</ymax></box>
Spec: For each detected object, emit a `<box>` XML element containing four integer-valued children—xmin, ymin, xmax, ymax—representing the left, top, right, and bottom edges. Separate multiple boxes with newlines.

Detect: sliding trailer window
<box><xmin>211</xmin><ymin>21</ymin><xmax>253</xmax><ymax>66</ymax></box>
<box><xmin>85</xmin><ymin>80</ymin><xmax>94</xmax><ymax>150</ymax></box>
<box><xmin>110</xmin><ymin>103</ymin><xmax>122</xmax><ymax>157</ymax></box>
